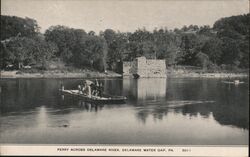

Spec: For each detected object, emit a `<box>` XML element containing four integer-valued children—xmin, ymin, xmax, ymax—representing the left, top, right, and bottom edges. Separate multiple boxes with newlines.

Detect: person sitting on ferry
<box><xmin>90</xmin><ymin>83</ymin><xmax>97</xmax><ymax>96</ymax></box>
<box><xmin>81</xmin><ymin>82</ymin><xmax>87</xmax><ymax>95</ymax></box>
<box><xmin>98</xmin><ymin>83</ymin><xmax>104</xmax><ymax>97</ymax></box>
<box><xmin>78</xmin><ymin>85</ymin><xmax>83</xmax><ymax>94</ymax></box>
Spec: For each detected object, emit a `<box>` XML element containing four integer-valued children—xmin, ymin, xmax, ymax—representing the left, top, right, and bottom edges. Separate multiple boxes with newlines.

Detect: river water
<box><xmin>0</xmin><ymin>77</ymin><xmax>248</xmax><ymax>144</ymax></box>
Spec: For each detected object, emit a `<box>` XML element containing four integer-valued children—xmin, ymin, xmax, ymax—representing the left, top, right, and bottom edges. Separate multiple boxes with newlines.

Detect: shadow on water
<box><xmin>58</xmin><ymin>96</ymin><xmax>105</xmax><ymax>113</ymax></box>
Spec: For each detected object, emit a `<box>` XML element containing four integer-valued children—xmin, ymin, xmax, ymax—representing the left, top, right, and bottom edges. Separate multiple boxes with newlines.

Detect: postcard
<box><xmin>0</xmin><ymin>0</ymin><xmax>249</xmax><ymax>156</ymax></box>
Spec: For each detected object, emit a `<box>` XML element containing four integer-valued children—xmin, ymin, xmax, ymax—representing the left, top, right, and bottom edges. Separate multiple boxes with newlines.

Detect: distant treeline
<box><xmin>0</xmin><ymin>14</ymin><xmax>249</xmax><ymax>72</ymax></box>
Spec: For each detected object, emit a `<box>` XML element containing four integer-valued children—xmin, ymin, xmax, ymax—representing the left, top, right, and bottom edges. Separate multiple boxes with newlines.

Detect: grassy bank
<box><xmin>168</xmin><ymin>72</ymin><xmax>248</xmax><ymax>78</ymax></box>
<box><xmin>0</xmin><ymin>69</ymin><xmax>121</xmax><ymax>78</ymax></box>
<box><xmin>167</xmin><ymin>67</ymin><xmax>249</xmax><ymax>78</ymax></box>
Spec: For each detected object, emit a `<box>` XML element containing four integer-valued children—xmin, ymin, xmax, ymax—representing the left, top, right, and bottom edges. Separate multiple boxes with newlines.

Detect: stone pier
<box><xmin>123</xmin><ymin>57</ymin><xmax>167</xmax><ymax>78</ymax></box>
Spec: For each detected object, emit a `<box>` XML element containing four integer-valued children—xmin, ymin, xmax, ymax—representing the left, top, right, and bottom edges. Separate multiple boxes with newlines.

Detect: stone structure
<box><xmin>123</xmin><ymin>56</ymin><xmax>167</xmax><ymax>78</ymax></box>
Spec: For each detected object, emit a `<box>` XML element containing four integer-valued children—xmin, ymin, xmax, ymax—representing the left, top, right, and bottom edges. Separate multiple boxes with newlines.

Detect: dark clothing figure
<box><xmin>98</xmin><ymin>83</ymin><xmax>104</xmax><ymax>97</ymax></box>
<box><xmin>88</xmin><ymin>80</ymin><xmax>104</xmax><ymax>97</ymax></box>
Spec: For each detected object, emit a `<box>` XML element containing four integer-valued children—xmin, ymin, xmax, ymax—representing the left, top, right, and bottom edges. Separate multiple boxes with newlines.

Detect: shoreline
<box><xmin>167</xmin><ymin>72</ymin><xmax>249</xmax><ymax>78</ymax></box>
<box><xmin>0</xmin><ymin>70</ymin><xmax>122</xmax><ymax>79</ymax></box>
<box><xmin>0</xmin><ymin>70</ymin><xmax>248</xmax><ymax>79</ymax></box>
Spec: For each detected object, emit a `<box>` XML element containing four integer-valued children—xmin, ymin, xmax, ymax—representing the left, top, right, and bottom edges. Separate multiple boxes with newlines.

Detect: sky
<box><xmin>1</xmin><ymin>0</ymin><xmax>249</xmax><ymax>33</ymax></box>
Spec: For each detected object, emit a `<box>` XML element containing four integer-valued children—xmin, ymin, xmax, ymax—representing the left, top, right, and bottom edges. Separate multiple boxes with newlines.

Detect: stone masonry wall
<box><xmin>123</xmin><ymin>57</ymin><xmax>167</xmax><ymax>78</ymax></box>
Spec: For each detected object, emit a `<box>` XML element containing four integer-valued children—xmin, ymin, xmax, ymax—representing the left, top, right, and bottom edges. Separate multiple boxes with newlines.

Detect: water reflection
<box><xmin>123</xmin><ymin>78</ymin><xmax>167</xmax><ymax>101</ymax></box>
<box><xmin>123</xmin><ymin>78</ymin><xmax>249</xmax><ymax>130</ymax></box>
<box><xmin>36</xmin><ymin>106</ymin><xmax>48</xmax><ymax>128</ymax></box>
<box><xmin>0</xmin><ymin>77</ymin><xmax>248</xmax><ymax>144</ymax></box>
<box><xmin>77</xmin><ymin>100</ymin><xmax>104</xmax><ymax>112</ymax></box>
<box><xmin>134</xmin><ymin>78</ymin><xmax>166</xmax><ymax>100</ymax></box>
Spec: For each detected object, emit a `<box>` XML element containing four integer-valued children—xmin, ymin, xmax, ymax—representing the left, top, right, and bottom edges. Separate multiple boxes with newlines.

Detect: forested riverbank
<box><xmin>1</xmin><ymin>13</ymin><xmax>249</xmax><ymax>75</ymax></box>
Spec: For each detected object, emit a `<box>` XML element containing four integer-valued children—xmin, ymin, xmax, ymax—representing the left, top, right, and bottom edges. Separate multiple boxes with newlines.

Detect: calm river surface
<box><xmin>0</xmin><ymin>77</ymin><xmax>248</xmax><ymax>145</ymax></box>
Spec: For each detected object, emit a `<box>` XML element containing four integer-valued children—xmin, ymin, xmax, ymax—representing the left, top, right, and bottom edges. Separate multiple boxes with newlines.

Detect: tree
<box><xmin>213</xmin><ymin>14</ymin><xmax>249</xmax><ymax>69</ymax></box>
<box><xmin>73</xmin><ymin>36</ymin><xmax>106</xmax><ymax>71</ymax></box>
<box><xmin>3</xmin><ymin>37</ymin><xmax>34</xmax><ymax>69</ymax></box>
<box><xmin>1</xmin><ymin>15</ymin><xmax>40</xmax><ymax>40</ymax></box>
<box><xmin>2</xmin><ymin>36</ymin><xmax>58</xmax><ymax>69</ymax></box>
<box><xmin>33</xmin><ymin>37</ymin><xmax>58</xmax><ymax>68</ymax></box>
<box><xmin>201</xmin><ymin>37</ymin><xmax>223</xmax><ymax>65</ymax></box>
<box><xmin>214</xmin><ymin>14</ymin><xmax>249</xmax><ymax>37</ymax></box>
<box><xmin>44</xmin><ymin>25</ymin><xmax>87</xmax><ymax>61</ymax></box>
<box><xmin>239</xmin><ymin>38</ymin><xmax>249</xmax><ymax>68</ymax></box>
<box><xmin>178</xmin><ymin>34</ymin><xmax>198</xmax><ymax>65</ymax></box>
<box><xmin>45</xmin><ymin>26</ymin><xmax>109</xmax><ymax>71</ymax></box>
<box><xmin>195</xmin><ymin>52</ymin><xmax>209</xmax><ymax>70</ymax></box>
<box><xmin>103</xmin><ymin>29</ymin><xmax>128</xmax><ymax>71</ymax></box>
<box><xmin>220</xmin><ymin>37</ymin><xmax>242</xmax><ymax>68</ymax></box>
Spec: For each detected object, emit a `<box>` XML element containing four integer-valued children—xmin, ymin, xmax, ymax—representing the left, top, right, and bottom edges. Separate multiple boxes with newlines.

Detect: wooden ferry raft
<box><xmin>59</xmin><ymin>89</ymin><xmax>127</xmax><ymax>104</ymax></box>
